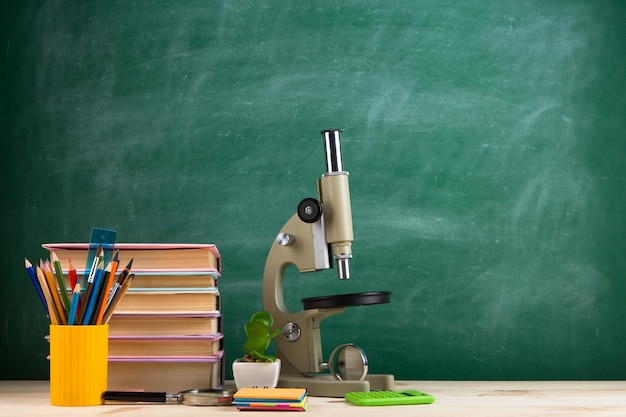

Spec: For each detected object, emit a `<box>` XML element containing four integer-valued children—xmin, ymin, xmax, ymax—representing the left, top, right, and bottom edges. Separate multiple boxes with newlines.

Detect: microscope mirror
<box><xmin>328</xmin><ymin>343</ymin><xmax>368</xmax><ymax>382</ymax></box>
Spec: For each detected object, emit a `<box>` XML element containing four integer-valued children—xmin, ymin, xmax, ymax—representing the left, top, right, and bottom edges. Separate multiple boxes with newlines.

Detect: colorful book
<box><xmin>118</xmin><ymin>269</ymin><xmax>219</xmax><ymax>288</ymax></box>
<box><xmin>64</xmin><ymin>269</ymin><xmax>220</xmax><ymax>290</ymax></box>
<box><xmin>43</xmin><ymin>243</ymin><xmax>221</xmax><ymax>271</ymax></box>
<box><xmin>108</xmin><ymin>334</ymin><xmax>223</xmax><ymax>356</ymax></box>
<box><xmin>107</xmin><ymin>353</ymin><xmax>224</xmax><ymax>392</ymax></box>
<box><xmin>114</xmin><ymin>288</ymin><xmax>219</xmax><ymax>313</ymax></box>
<box><xmin>108</xmin><ymin>312</ymin><xmax>222</xmax><ymax>337</ymax></box>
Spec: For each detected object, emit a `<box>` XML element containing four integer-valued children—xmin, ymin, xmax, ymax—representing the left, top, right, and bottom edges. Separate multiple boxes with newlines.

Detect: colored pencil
<box><xmin>41</xmin><ymin>260</ymin><xmax>67</xmax><ymax>324</ymax></box>
<box><xmin>24</xmin><ymin>258</ymin><xmax>48</xmax><ymax>313</ymax></box>
<box><xmin>51</xmin><ymin>252</ymin><xmax>71</xmax><ymax>315</ymax></box>
<box><xmin>67</xmin><ymin>283</ymin><xmax>81</xmax><ymax>325</ymax></box>
<box><xmin>68</xmin><ymin>257</ymin><xmax>78</xmax><ymax>289</ymax></box>
<box><xmin>35</xmin><ymin>265</ymin><xmax>61</xmax><ymax>325</ymax></box>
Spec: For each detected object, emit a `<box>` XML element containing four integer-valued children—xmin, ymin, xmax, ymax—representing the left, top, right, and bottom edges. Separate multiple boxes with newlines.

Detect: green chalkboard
<box><xmin>2</xmin><ymin>1</ymin><xmax>625</xmax><ymax>381</ymax></box>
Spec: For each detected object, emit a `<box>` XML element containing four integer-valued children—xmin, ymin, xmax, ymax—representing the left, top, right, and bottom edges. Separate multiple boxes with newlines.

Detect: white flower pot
<box><xmin>232</xmin><ymin>358</ymin><xmax>281</xmax><ymax>389</ymax></box>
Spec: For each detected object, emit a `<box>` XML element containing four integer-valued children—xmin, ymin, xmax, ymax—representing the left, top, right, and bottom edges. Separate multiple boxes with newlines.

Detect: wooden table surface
<box><xmin>1</xmin><ymin>380</ymin><xmax>625</xmax><ymax>416</ymax></box>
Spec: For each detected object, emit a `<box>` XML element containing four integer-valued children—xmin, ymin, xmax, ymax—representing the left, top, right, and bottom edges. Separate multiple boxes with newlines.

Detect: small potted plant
<box><xmin>232</xmin><ymin>310</ymin><xmax>282</xmax><ymax>389</ymax></box>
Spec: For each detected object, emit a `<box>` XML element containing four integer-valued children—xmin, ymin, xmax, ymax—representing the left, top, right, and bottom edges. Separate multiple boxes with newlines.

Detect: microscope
<box><xmin>262</xmin><ymin>129</ymin><xmax>394</xmax><ymax>397</ymax></box>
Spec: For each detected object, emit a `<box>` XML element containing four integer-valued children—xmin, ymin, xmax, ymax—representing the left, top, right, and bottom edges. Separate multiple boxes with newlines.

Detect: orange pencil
<box><xmin>35</xmin><ymin>265</ymin><xmax>60</xmax><ymax>325</ymax></box>
<box><xmin>41</xmin><ymin>260</ymin><xmax>67</xmax><ymax>324</ymax></box>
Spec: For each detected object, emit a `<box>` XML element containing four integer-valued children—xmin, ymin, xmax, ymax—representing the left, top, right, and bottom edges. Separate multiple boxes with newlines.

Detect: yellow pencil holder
<box><xmin>49</xmin><ymin>324</ymin><xmax>109</xmax><ymax>406</ymax></box>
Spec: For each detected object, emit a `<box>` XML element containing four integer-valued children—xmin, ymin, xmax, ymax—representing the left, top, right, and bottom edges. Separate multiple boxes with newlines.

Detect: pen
<box><xmin>81</xmin><ymin>259</ymin><xmax>104</xmax><ymax>325</ymax></box>
<box><xmin>103</xmin><ymin>273</ymin><xmax>135</xmax><ymax>324</ymax></box>
<box><xmin>82</xmin><ymin>245</ymin><xmax>103</xmax><ymax>299</ymax></box>
<box><xmin>77</xmin><ymin>257</ymin><xmax>102</xmax><ymax>324</ymax></box>
<box><xmin>105</xmin><ymin>258</ymin><xmax>133</xmax><ymax>306</ymax></box>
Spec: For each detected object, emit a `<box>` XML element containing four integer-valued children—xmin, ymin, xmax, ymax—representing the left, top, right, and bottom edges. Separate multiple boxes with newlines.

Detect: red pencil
<box><xmin>68</xmin><ymin>257</ymin><xmax>78</xmax><ymax>289</ymax></box>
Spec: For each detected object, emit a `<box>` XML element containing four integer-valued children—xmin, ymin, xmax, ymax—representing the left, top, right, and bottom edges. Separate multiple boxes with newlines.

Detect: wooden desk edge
<box><xmin>1</xmin><ymin>380</ymin><xmax>625</xmax><ymax>417</ymax></box>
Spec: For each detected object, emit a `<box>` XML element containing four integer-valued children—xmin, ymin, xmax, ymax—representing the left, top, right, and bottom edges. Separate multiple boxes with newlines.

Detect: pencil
<box><xmin>95</xmin><ymin>251</ymin><xmax>119</xmax><ymax>325</ymax></box>
<box><xmin>68</xmin><ymin>257</ymin><xmax>78</xmax><ymax>289</ymax></box>
<box><xmin>51</xmin><ymin>253</ymin><xmax>71</xmax><ymax>315</ymax></box>
<box><xmin>41</xmin><ymin>260</ymin><xmax>67</xmax><ymax>324</ymax></box>
<box><xmin>67</xmin><ymin>283</ymin><xmax>81</xmax><ymax>325</ymax></box>
<box><xmin>36</xmin><ymin>265</ymin><xmax>60</xmax><ymax>325</ymax></box>
<box><xmin>103</xmin><ymin>273</ymin><xmax>134</xmax><ymax>324</ymax></box>
<box><xmin>24</xmin><ymin>258</ymin><xmax>47</xmax><ymax>313</ymax></box>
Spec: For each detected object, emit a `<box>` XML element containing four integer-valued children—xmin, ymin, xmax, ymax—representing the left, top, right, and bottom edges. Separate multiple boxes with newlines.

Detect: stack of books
<box><xmin>43</xmin><ymin>243</ymin><xmax>224</xmax><ymax>392</ymax></box>
<box><xmin>233</xmin><ymin>388</ymin><xmax>309</xmax><ymax>411</ymax></box>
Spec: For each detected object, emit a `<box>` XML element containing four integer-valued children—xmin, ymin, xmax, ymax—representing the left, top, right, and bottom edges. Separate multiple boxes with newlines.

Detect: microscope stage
<box><xmin>301</xmin><ymin>291</ymin><xmax>391</xmax><ymax>310</ymax></box>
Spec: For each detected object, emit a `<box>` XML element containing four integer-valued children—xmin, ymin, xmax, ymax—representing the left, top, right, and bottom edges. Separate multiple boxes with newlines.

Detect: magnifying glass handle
<box><xmin>103</xmin><ymin>391</ymin><xmax>170</xmax><ymax>403</ymax></box>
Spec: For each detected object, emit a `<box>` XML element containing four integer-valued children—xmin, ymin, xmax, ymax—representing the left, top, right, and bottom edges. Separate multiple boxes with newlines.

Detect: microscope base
<box><xmin>278</xmin><ymin>374</ymin><xmax>395</xmax><ymax>397</ymax></box>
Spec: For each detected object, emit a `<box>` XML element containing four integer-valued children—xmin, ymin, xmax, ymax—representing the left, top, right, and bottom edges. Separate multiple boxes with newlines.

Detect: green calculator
<box><xmin>344</xmin><ymin>390</ymin><xmax>435</xmax><ymax>406</ymax></box>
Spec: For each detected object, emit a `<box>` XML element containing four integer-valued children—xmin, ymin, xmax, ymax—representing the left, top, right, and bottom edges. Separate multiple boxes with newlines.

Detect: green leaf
<box><xmin>269</xmin><ymin>328</ymin><xmax>281</xmax><ymax>339</ymax></box>
<box><xmin>244</xmin><ymin>321</ymin><xmax>270</xmax><ymax>338</ymax></box>
<box><xmin>243</xmin><ymin>337</ymin><xmax>270</xmax><ymax>354</ymax></box>
<box><xmin>250</xmin><ymin>311</ymin><xmax>273</xmax><ymax>327</ymax></box>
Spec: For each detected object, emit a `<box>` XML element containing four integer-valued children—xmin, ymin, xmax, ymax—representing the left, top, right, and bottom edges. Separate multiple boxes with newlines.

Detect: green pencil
<box><xmin>51</xmin><ymin>253</ymin><xmax>71</xmax><ymax>315</ymax></box>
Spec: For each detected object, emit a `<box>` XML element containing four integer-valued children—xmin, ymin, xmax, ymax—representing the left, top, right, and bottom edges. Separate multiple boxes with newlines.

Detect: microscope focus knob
<box><xmin>297</xmin><ymin>198</ymin><xmax>323</xmax><ymax>223</ymax></box>
<box><xmin>281</xmin><ymin>322</ymin><xmax>301</xmax><ymax>342</ymax></box>
<box><xmin>276</xmin><ymin>233</ymin><xmax>295</xmax><ymax>246</ymax></box>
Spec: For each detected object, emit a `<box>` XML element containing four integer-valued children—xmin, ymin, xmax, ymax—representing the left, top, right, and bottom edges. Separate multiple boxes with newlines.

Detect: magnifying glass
<box><xmin>103</xmin><ymin>388</ymin><xmax>234</xmax><ymax>406</ymax></box>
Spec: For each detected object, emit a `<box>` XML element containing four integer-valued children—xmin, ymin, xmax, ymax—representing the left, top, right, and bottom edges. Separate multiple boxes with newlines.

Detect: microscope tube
<box><xmin>320</xmin><ymin>129</ymin><xmax>353</xmax><ymax>279</ymax></box>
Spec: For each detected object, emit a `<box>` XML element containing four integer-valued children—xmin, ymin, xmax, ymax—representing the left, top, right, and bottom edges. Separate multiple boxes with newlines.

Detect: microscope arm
<box><xmin>262</xmin><ymin>213</ymin><xmax>345</xmax><ymax>375</ymax></box>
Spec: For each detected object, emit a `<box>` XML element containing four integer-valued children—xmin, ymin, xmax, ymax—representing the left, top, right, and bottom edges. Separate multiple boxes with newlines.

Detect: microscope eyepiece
<box><xmin>322</xmin><ymin>129</ymin><xmax>344</xmax><ymax>173</ymax></box>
